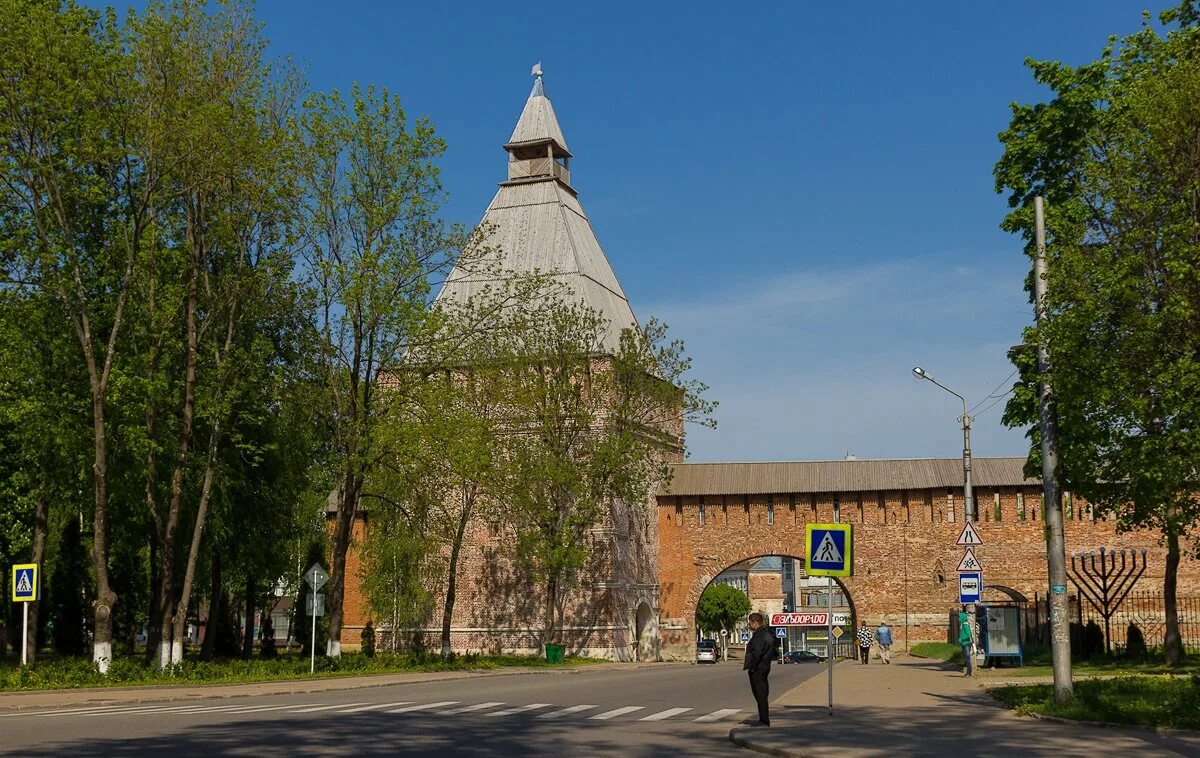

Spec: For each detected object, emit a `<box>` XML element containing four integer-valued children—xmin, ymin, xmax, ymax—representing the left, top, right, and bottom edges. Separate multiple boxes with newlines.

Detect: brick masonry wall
<box><xmin>657</xmin><ymin>486</ymin><xmax>1200</xmax><ymax>660</ymax></box>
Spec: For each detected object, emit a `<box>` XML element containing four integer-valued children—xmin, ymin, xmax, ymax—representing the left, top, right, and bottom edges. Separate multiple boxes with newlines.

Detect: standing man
<box><xmin>856</xmin><ymin>621</ymin><xmax>873</xmax><ymax>664</ymax></box>
<box><xmin>874</xmin><ymin>620</ymin><xmax>893</xmax><ymax>664</ymax></box>
<box><xmin>742</xmin><ymin>613</ymin><xmax>773</xmax><ymax>727</ymax></box>
<box><xmin>958</xmin><ymin>606</ymin><xmax>974</xmax><ymax>677</ymax></box>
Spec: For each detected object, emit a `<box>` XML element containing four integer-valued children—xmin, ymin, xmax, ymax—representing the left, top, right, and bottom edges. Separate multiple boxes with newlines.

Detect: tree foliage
<box><xmin>996</xmin><ymin>1</ymin><xmax>1200</xmax><ymax>665</ymax></box>
<box><xmin>696</xmin><ymin>584</ymin><xmax>750</xmax><ymax>637</ymax></box>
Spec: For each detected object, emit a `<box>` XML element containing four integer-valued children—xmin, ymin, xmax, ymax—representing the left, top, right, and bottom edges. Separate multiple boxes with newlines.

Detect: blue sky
<box><xmin>253</xmin><ymin>2</ymin><xmax>1169</xmax><ymax>462</ymax></box>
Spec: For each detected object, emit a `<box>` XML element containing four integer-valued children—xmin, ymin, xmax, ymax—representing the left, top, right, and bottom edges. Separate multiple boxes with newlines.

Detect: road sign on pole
<box><xmin>740</xmin><ymin>631</ymin><xmax>750</xmax><ymax>644</ymax></box>
<box><xmin>956</xmin><ymin>522</ymin><xmax>984</xmax><ymax>547</ymax></box>
<box><xmin>956</xmin><ymin>548</ymin><xmax>983</xmax><ymax>573</ymax></box>
<box><xmin>775</xmin><ymin>627</ymin><xmax>787</xmax><ymax>638</ymax></box>
<box><xmin>959</xmin><ymin>571</ymin><xmax>982</xmax><ymax>604</ymax></box>
<box><xmin>304</xmin><ymin>563</ymin><xmax>328</xmax><ymax>591</ymax></box>
<box><xmin>11</xmin><ymin>564</ymin><xmax>38</xmax><ymax>668</ymax></box>
<box><xmin>306</xmin><ymin>592</ymin><xmax>325</xmax><ymax>617</ymax></box>
<box><xmin>805</xmin><ymin>523</ymin><xmax>853</xmax><ymax>577</ymax></box>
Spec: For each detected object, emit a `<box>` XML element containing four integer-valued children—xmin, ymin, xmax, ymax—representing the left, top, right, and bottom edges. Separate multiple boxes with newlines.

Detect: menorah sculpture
<box><xmin>1067</xmin><ymin>546</ymin><xmax>1147</xmax><ymax>655</ymax></box>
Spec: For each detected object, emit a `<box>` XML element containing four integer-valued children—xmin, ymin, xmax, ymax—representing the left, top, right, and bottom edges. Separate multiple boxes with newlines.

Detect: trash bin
<box><xmin>545</xmin><ymin>644</ymin><xmax>564</xmax><ymax>663</ymax></box>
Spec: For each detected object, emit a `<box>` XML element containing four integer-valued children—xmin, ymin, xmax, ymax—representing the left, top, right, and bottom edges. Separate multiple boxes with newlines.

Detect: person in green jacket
<box><xmin>957</xmin><ymin>607</ymin><xmax>973</xmax><ymax>677</ymax></box>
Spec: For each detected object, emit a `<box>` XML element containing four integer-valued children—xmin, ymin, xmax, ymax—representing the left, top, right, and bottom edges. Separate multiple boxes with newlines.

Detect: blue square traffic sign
<box><xmin>805</xmin><ymin>523</ymin><xmax>853</xmax><ymax>577</ymax></box>
<box><xmin>11</xmin><ymin>563</ymin><xmax>38</xmax><ymax>603</ymax></box>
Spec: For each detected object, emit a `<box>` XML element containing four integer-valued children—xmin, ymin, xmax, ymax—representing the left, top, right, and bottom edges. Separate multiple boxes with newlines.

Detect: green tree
<box><xmin>498</xmin><ymin>296</ymin><xmax>714</xmax><ymax>649</ymax></box>
<box><xmin>996</xmin><ymin>1</ymin><xmax>1200</xmax><ymax>666</ymax></box>
<box><xmin>0</xmin><ymin>0</ymin><xmax>152</xmax><ymax>672</ymax></box>
<box><xmin>48</xmin><ymin>515</ymin><xmax>91</xmax><ymax>656</ymax></box>
<box><xmin>696</xmin><ymin>584</ymin><xmax>750</xmax><ymax>639</ymax></box>
<box><xmin>296</xmin><ymin>82</ymin><xmax>467</xmax><ymax>657</ymax></box>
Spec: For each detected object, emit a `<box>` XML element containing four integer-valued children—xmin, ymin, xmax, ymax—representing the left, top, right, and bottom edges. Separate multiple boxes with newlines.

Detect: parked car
<box><xmin>782</xmin><ymin>650</ymin><xmax>824</xmax><ymax>664</ymax></box>
<box><xmin>696</xmin><ymin>639</ymin><xmax>721</xmax><ymax>664</ymax></box>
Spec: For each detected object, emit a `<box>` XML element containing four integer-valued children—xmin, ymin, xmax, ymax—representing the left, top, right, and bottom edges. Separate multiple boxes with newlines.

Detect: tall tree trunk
<box><xmin>90</xmin><ymin>393</ymin><xmax>117</xmax><ymax>673</ymax></box>
<box><xmin>157</xmin><ymin>201</ymin><xmax>203</xmax><ymax>669</ymax></box>
<box><xmin>441</xmin><ymin>501</ymin><xmax>472</xmax><ymax>661</ymax></box>
<box><xmin>146</xmin><ymin>537</ymin><xmax>161</xmax><ymax>664</ymax></box>
<box><xmin>200</xmin><ymin>551</ymin><xmax>222</xmax><ymax>661</ymax></box>
<box><xmin>172</xmin><ymin>428</ymin><xmax>219</xmax><ymax>665</ymax></box>
<box><xmin>1164</xmin><ymin>527</ymin><xmax>1183</xmax><ymax>667</ymax></box>
<box><xmin>25</xmin><ymin>487</ymin><xmax>49</xmax><ymax>668</ymax></box>
<box><xmin>326</xmin><ymin>475</ymin><xmax>358</xmax><ymax>658</ymax></box>
<box><xmin>242</xmin><ymin>575</ymin><xmax>256</xmax><ymax>659</ymax></box>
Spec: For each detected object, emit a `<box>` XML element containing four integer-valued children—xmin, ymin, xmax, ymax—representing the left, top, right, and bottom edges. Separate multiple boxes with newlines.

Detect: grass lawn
<box><xmin>0</xmin><ymin>651</ymin><xmax>604</xmax><ymax>692</ymax></box>
<box><xmin>909</xmin><ymin>642</ymin><xmax>963</xmax><ymax>664</ymax></box>
<box><xmin>991</xmin><ymin>675</ymin><xmax>1200</xmax><ymax>730</ymax></box>
<box><xmin>983</xmin><ymin>646</ymin><xmax>1200</xmax><ymax>678</ymax></box>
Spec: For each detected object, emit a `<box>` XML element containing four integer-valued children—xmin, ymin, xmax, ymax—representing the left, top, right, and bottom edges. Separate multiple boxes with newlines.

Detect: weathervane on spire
<box><xmin>531</xmin><ymin>61</ymin><xmax>543</xmax><ymax>78</ymax></box>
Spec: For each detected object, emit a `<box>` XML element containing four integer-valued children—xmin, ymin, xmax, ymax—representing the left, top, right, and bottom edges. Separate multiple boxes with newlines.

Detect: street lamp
<box><xmin>912</xmin><ymin>366</ymin><xmax>976</xmax><ymax>523</ymax></box>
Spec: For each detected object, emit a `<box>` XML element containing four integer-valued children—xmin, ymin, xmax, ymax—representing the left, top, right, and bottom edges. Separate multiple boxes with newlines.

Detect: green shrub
<box><xmin>361</xmin><ymin>621</ymin><xmax>375</xmax><ymax>658</ymax></box>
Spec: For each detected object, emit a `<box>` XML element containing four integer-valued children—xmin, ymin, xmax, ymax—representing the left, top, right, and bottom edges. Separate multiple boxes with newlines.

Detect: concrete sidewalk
<box><xmin>729</xmin><ymin>656</ymin><xmax>1200</xmax><ymax>757</ymax></box>
<box><xmin>0</xmin><ymin>661</ymin><xmax>666</xmax><ymax>713</ymax></box>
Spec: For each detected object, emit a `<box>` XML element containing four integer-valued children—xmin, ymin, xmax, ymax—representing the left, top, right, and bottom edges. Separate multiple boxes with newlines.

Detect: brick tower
<box><xmin>341</xmin><ymin>70</ymin><xmax>673</xmax><ymax>660</ymax></box>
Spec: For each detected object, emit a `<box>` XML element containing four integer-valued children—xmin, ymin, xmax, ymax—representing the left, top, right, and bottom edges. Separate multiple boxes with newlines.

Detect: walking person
<box><xmin>958</xmin><ymin>606</ymin><xmax>974</xmax><ymax>677</ymax></box>
<box><xmin>874</xmin><ymin>620</ymin><xmax>893</xmax><ymax>664</ymax></box>
<box><xmin>742</xmin><ymin>613</ymin><xmax>773</xmax><ymax>727</ymax></box>
<box><xmin>856</xmin><ymin>621</ymin><xmax>873</xmax><ymax>664</ymax></box>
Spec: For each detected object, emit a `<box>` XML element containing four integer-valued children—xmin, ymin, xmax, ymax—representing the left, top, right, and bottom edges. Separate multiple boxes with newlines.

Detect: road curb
<box><xmin>0</xmin><ymin>661</ymin><xmax>668</xmax><ymax>713</ymax></box>
<box><xmin>1023</xmin><ymin>710</ymin><xmax>1200</xmax><ymax>738</ymax></box>
<box><xmin>728</xmin><ymin>727</ymin><xmax>809</xmax><ymax>758</ymax></box>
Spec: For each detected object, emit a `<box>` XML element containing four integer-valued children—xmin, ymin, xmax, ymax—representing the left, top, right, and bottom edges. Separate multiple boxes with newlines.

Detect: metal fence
<box><xmin>1022</xmin><ymin>590</ymin><xmax>1200</xmax><ymax>654</ymax></box>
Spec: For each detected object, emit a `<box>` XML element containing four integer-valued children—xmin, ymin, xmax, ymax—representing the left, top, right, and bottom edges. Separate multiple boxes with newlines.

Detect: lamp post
<box><xmin>912</xmin><ymin>367</ymin><xmax>975</xmax><ymax>523</ymax></box>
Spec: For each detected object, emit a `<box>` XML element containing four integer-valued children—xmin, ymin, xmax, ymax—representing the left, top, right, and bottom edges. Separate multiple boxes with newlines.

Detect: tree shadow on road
<box><xmin>18</xmin><ymin>711</ymin><xmax>739</xmax><ymax>757</ymax></box>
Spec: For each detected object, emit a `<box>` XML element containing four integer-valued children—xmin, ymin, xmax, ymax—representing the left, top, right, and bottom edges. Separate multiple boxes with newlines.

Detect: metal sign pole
<box><xmin>827</xmin><ymin>576</ymin><xmax>833</xmax><ymax>716</ymax></box>
<box><xmin>22</xmin><ymin>602</ymin><xmax>28</xmax><ymax>667</ymax></box>
<box><xmin>310</xmin><ymin>604</ymin><xmax>317</xmax><ymax>674</ymax></box>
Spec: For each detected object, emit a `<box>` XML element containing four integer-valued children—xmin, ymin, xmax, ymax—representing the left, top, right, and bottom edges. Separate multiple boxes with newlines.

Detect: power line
<box><xmin>969</xmin><ymin>368</ymin><xmax>1020</xmax><ymax>415</ymax></box>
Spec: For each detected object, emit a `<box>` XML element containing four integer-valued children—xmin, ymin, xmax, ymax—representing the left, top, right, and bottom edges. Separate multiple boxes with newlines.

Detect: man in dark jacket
<box><xmin>742</xmin><ymin>612</ymin><xmax>774</xmax><ymax>726</ymax></box>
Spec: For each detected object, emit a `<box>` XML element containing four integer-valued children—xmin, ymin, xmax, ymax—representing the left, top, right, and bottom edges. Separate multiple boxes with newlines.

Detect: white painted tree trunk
<box><xmin>327</xmin><ymin>639</ymin><xmax>341</xmax><ymax>658</ymax></box>
<box><xmin>170</xmin><ymin>638</ymin><xmax>184</xmax><ymax>666</ymax></box>
<box><xmin>93</xmin><ymin>641</ymin><xmax>112</xmax><ymax>674</ymax></box>
<box><xmin>158</xmin><ymin>640</ymin><xmax>173</xmax><ymax>669</ymax></box>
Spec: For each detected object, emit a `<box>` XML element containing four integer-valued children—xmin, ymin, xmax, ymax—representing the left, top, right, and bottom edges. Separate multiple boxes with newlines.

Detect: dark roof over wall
<box><xmin>658</xmin><ymin>457</ymin><xmax>1037</xmax><ymax>497</ymax></box>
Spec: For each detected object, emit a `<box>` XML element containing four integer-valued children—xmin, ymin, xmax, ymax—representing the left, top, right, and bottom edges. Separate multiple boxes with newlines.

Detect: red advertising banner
<box><xmin>770</xmin><ymin>612</ymin><xmax>827</xmax><ymax>626</ymax></box>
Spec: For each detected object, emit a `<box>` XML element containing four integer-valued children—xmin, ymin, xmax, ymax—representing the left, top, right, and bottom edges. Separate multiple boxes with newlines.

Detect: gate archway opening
<box><xmin>693</xmin><ymin>554</ymin><xmax>857</xmax><ymax>663</ymax></box>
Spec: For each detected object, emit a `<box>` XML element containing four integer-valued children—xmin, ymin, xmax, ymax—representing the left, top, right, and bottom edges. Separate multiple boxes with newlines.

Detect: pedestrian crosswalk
<box><xmin>2</xmin><ymin>698</ymin><xmax>744</xmax><ymax>726</ymax></box>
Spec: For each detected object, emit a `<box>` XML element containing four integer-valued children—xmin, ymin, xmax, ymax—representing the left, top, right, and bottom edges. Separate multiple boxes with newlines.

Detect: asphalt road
<box><xmin>0</xmin><ymin>660</ymin><xmax>825</xmax><ymax>757</ymax></box>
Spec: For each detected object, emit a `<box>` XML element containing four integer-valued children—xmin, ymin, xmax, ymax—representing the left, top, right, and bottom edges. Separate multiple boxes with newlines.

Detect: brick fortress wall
<box><xmin>656</xmin><ymin>486</ymin><xmax>1200</xmax><ymax>661</ymax></box>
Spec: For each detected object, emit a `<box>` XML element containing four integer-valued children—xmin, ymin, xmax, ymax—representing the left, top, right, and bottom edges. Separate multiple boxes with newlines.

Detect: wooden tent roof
<box><xmin>435</xmin><ymin>73</ymin><xmax>638</xmax><ymax>354</ymax></box>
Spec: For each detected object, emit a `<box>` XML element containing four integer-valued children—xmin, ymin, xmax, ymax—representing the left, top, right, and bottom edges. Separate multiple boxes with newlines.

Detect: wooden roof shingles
<box><xmin>659</xmin><ymin>457</ymin><xmax>1038</xmax><ymax>497</ymax></box>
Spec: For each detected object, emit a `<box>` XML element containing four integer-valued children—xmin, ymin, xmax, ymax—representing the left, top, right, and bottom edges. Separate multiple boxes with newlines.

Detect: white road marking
<box><xmin>639</xmin><ymin>707</ymin><xmax>693</xmax><ymax>721</ymax></box>
<box><xmin>223</xmin><ymin>703</ymin><xmax>325</xmax><ymax>714</ymax></box>
<box><xmin>694</xmin><ymin>708</ymin><xmax>742</xmax><ymax>722</ymax></box>
<box><xmin>151</xmin><ymin>704</ymin><xmax>265</xmax><ymax>715</ymax></box>
<box><xmin>588</xmin><ymin>706</ymin><xmax>645</xmax><ymax>720</ymax></box>
<box><xmin>3</xmin><ymin>704</ymin><xmax>168</xmax><ymax>718</ymax></box>
<box><xmin>386</xmin><ymin>701</ymin><xmax>458</xmax><ymax>714</ymax></box>
<box><xmin>337</xmin><ymin>702</ymin><xmax>413</xmax><ymax>714</ymax></box>
<box><xmin>441</xmin><ymin>702</ymin><xmax>504</xmax><ymax>715</ymax></box>
<box><xmin>288</xmin><ymin>702</ymin><xmax>368</xmax><ymax>713</ymax></box>
<box><xmin>485</xmin><ymin>703</ymin><xmax>550</xmax><ymax>717</ymax></box>
<box><xmin>537</xmin><ymin>704</ymin><xmax>596</xmax><ymax>719</ymax></box>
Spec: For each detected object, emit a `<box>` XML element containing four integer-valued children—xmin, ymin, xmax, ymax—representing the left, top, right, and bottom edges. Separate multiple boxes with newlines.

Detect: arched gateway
<box><xmin>653</xmin><ymin>458</ymin><xmax>1195</xmax><ymax>661</ymax></box>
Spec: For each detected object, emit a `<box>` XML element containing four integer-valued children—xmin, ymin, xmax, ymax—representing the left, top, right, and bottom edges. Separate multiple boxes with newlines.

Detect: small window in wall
<box><xmin>833</xmin><ymin>495</ymin><xmax>841</xmax><ymax>523</ymax></box>
<box><xmin>1016</xmin><ymin>492</ymin><xmax>1025</xmax><ymax>521</ymax></box>
<box><xmin>1065</xmin><ymin>491</ymin><xmax>1074</xmax><ymax>520</ymax></box>
<box><xmin>767</xmin><ymin>495</ymin><xmax>775</xmax><ymax>525</ymax></box>
<box><xmin>699</xmin><ymin>499</ymin><xmax>706</xmax><ymax>527</ymax></box>
<box><xmin>947</xmin><ymin>490</ymin><xmax>956</xmax><ymax>522</ymax></box>
<box><xmin>902</xmin><ymin>491</ymin><xmax>911</xmax><ymax>523</ymax></box>
<box><xmin>994</xmin><ymin>491</ymin><xmax>1002</xmax><ymax>522</ymax></box>
<box><xmin>675</xmin><ymin>496</ymin><xmax>683</xmax><ymax>521</ymax></box>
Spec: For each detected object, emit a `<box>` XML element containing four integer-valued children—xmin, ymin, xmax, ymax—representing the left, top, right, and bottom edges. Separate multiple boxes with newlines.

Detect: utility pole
<box><xmin>1034</xmin><ymin>196</ymin><xmax>1073</xmax><ymax>703</ymax></box>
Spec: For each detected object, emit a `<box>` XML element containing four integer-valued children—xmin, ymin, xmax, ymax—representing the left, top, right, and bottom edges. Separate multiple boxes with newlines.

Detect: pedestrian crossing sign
<box><xmin>805</xmin><ymin>523</ymin><xmax>853</xmax><ymax>577</ymax></box>
<box><xmin>11</xmin><ymin>563</ymin><xmax>37</xmax><ymax>603</ymax></box>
